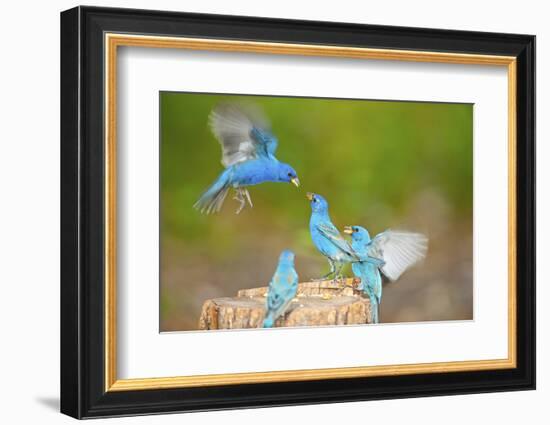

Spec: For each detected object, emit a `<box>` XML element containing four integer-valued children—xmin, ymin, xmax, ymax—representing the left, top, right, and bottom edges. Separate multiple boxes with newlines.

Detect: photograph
<box><xmin>159</xmin><ymin>92</ymin><xmax>473</xmax><ymax>332</ymax></box>
<box><xmin>58</xmin><ymin>4</ymin><xmax>535</xmax><ymax>419</ymax></box>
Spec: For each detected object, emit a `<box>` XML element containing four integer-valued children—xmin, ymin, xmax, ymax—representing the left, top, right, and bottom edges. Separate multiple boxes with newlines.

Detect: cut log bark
<box><xmin>198</xmin><ymin>278</ymin><xmax>374</xmax><ymax>330</ymax></box>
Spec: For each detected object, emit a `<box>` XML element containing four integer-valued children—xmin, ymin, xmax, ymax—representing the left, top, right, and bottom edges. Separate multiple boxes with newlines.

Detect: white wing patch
<box><xmin>209</xmin><ymin>103</ymin><xmax>269</xmax><ymax>167</ymax></box>
<box><xmin>368</xmin><ymin>230</ymin><xmax>428</xmax><ymax>281</ymax></box>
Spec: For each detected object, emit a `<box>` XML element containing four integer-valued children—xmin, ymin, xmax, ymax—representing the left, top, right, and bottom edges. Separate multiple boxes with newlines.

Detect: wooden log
<box><xmin>198</xmin><ymin>278</ymin><xmax>374</xmax><ymax>330</ymax></box>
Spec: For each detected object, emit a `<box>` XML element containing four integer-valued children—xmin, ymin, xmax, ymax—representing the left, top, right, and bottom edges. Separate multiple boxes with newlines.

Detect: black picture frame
<box><xmin>60</xmin><ymin>5</ymin><xmax>535</xmax><ymax>419</ymax></box>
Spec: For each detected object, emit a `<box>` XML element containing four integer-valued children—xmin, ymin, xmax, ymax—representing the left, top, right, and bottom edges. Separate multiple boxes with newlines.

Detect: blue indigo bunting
<box><xmin>263</xmin><ymin>250</ymin><xmax>299</xmax><ymax>328</ymax></box>
<box><xmin>306</xmin><ymin>192</ymin><xmax>363</xmax><ymax>281</ymax></box>
<box><xmin>344</xmin><ymin>225</ymin><xmax>428</xmax><ymax>323</ymax></box>
<box><xmin>194</xmin><ymin>104</ymin><xmax>300</xmax><ymax>214</ymax></box>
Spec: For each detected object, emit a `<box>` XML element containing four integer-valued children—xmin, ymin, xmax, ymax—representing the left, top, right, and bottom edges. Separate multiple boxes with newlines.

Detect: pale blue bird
<box><xmin>344</xmin><ymin>225</ymin><xmax>428</xmax><ymax>323</ymax></box>
<box><xmin>194</xmin><ymin>103</ymin><xmax>300</xmax><ymax>214</ymax></box>
<box><xmin>306</xmin><ymin>192</ymin><xmax>364</xmax><ymax>281</ymax></box>
<box><xmin>263</xmin><ymin>250</ymin><xmax>299</xmax><ymax>328</ymax></box>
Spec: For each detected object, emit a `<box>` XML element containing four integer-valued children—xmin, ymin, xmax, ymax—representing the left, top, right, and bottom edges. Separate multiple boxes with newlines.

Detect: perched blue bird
<box><xmin>194</xmin><ymin>103</ymin><xmax>300</xmax><ymax>214</ymax></box>
<box><xmin>306</xmin><ymin>192</ymin><xmax>363</xmax><ymax>281</ymax></box>
<box><xmin>344</xmin><ymin>225</ymin><xmax>428</xmax><ymax>323</ymax></box>
<box><xmin>263</xmin><ymin>250</ymin><xmax>299</xmax><ymax>328</ymax></box>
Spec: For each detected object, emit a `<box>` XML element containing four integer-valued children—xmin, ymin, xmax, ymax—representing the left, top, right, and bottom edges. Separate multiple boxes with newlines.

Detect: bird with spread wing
<box><xmin>194</xmin><ymin>103</ymin><xmax>300</xmax><ymax>214</ymax></box>
<box><xmin>307</xmin><ymin>192</ymin><xmax>383</xmax><ymax>281</ymax></box>
<box><xmin>344</xmin><ymin>225</ymin><xmax>428</xmax><ymax>323</ymax></box>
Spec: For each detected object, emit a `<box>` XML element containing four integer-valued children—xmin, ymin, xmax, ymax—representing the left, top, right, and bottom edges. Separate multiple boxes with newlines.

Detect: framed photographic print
<box><xmin>60</xmin><ymin>6</ymin><xmax>535</xmax><ymax>419</ymax></box>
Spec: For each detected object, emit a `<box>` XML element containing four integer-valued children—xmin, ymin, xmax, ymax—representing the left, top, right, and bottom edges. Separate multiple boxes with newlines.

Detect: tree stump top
<box><xmin>199</xmin><ymin>278</ymin><xmax>373</xmax><ymax>330</ymax></box>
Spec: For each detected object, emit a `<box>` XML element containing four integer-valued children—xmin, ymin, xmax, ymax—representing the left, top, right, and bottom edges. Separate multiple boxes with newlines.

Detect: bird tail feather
<box><xmin>263</xmin><ymin>314</ymin><xmax>274</xmax><ymax>328</ymax></box>
<box><xmin>194</xmin><ymin>174</ymin><xmax>230</xmax><ymax>214</ymax></box>
<box><xmin>370</xmin><ymin>295</ymin><xmax>379</xmax><ymax>324</ymax></box>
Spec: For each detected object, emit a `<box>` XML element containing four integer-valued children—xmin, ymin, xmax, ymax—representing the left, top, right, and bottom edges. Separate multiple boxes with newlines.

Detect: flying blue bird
<box><xmin>263</xmin><ymin>250</ymin><xmax>299</xmax><ymax>328</ymax></box>
<box><xmin>194</xmin><ymin>103</ymin><xmax>300</xmax><ymax>214</ymax></box>
<box><xmin>306</xmin><ymin>192</ymin><xmax>365</xmax><ymax>281</ymax></box>
<box><xmin>344</xmin><ymin>225</ymin><xmax>428</xmax><ymax>323</ymax></box>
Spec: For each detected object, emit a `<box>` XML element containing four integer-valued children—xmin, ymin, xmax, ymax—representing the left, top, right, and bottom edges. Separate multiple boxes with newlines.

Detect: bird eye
<box><xmin>354</xmin><ymin>228</ymin><xmax>358</xmax><ymax>232</ymax></box>
<box><xmin>287</xmin><ymin>172</ymin><xmax>292</xmax><ymax>177</ymax></box>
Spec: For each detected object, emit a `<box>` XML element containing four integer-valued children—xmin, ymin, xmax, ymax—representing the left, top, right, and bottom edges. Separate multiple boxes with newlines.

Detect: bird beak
<box><xmin>291</xmin><ymin>177</ymin><xmax>300</xmax><ymax>187</ymax></box>
<box><xmin>343</xmin><ymin>226</ymin><xmax>353</xmax><ymax>235</ymax></box>
<box><xmin>306</xmin><ymin>192</ymin><xmax>314</xmax><ymax>201</ymax></box>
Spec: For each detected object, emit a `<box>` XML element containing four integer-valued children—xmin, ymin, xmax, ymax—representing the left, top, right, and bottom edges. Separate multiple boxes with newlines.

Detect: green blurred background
<box><xmin>160</xmin><ymin>92</ymin><xmax>473</xmax><ymax>331</ymax></box>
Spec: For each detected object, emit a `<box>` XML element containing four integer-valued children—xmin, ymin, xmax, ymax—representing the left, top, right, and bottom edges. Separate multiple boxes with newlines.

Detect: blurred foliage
<box><xmin>161</xmin><ymin>92</ymin><xmax>472</xmax><ymax>249</ymax></box>
<box><xmin>160</xmin><ymin>92</ymin><xmax>473</xmax><ymax>330</ymax></box>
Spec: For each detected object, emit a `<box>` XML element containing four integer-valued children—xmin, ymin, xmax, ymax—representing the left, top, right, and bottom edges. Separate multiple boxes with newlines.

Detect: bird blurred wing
<box><xmin>209</xmin><ymin>103</ymin><xmax>275</xmax><ymax>167</ymax></box>
<box><xmin>250</xmin><ymin>126</ymin><xmax>278</xmax><ymax>157</ymax></box>
<box><xmin>367</xmin><ymin>230</ymin><xmax>428</xmax><ymax>281</ymax></box>
<box><xmin>316</xmin><ymin>222</ymin><xmax>359</xmax><ymax>260</ymax></box>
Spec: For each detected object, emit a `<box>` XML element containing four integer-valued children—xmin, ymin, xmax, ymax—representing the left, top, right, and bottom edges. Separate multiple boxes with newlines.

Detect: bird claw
<box><xmin>234</xmin><ymin>200</ymin><xmax>245</xmax><ymax>214</ymax></box>
<box><xmin>244</xmin><ymin>189</ymin><xmax>253</xmax><ymax>207</ymax></box>
<box><xmin>233</xmin><ymin>188</ymin><xmax>252</xmax><ymax>214</ymax></box>
<box><xmin>233</xmin><ymin>189</ymin><xmax>246</xmax><ymax>214</ymax></box>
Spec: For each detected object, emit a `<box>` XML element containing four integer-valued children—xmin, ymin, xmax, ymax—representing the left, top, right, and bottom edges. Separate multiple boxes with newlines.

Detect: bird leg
<box><xmin>243</xmin><ymin>188</ymin><xmax>253</xmax><ymax>207</ymax></box>
<box><xmin>311</xmin><ymin>259</ymin><xmax>336</xmax><ymax>281</ymax></box>
<box><xmin>333</xmin><ymin>262</ymin><xmax>345</xmax><ymax>284</ymax></box>
<box><xmin>233</xmin><ymin>188</ymin><xmax>246</xmax><ymax>214</ymax></box>
<box><xmin>336</xmin><ymin>271</ymin><xmax>358</xmax><ymax>295</ymax></box>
